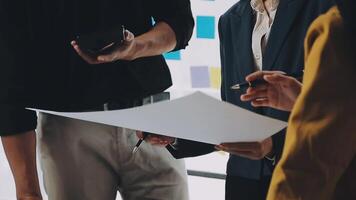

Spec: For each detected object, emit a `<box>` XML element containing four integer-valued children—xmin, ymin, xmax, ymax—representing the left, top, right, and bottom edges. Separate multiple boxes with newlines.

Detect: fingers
<box><xmin>240</xmin><ymin>86</ymin><xmax>268</xmax><ymax>102</ymax></box>
<box><xmin>96</xmin><ymin>31</ymin><xmax>135</xmax><ymax>62</ymax></box>
<box><xmin>71</xmin><ymin>40</ymin><xmax>117</xmax><ymax>64</ymax></box>
<box><xmin>71</xmin><ymin>41</ymin><xmax>102</xmax><ymax>64</ymax></box>
<box><xmin>136</xmin><ymin>131</ymin><xmax>144</xmax><ymax>139</ymax></box>
<box><xmin>263</xmin><ymin>73</ymin><xmax>293</xmax><ymax>85</ymax></box>
<box><xmin>97</xmin><ymin>53</ymin><xmax>117</xmax><ymax>63</ymax></box>
<box><xmin>245</xmin><ymin>71</ymin><xmax>285</xmax><ymax>82</ymax></box>
<box><xmin>251</xmin><ymin>98</ymin><xmax>270</xmax><ymax>107</ymax></box>
<box><xmin>215</xmin><ymin>141</ymin><xmax>270</xmax><ymax>160</ymax></box>
<box><xmin>143</xmin><ymin>134</ymin><xmax>175</xmax><ymax>146</ymax></box>
<box><xmin>245</xmin><ymin>71</ymin><xmax>266</xmax><ymax>82</ymax></box>
<box><xmin>246</xmin><ymin>84</ymin><xmax>268</xmax><ymax>92</ymax></box>
<box><xmin>215</xmin><ymin>145</ymin><xmax>264</xmax><ymax>160</ymax></box>
<box><xmin>146</xmin><ymin>135</ymin><xmax>166</xmax><ymax>144</ymax></box>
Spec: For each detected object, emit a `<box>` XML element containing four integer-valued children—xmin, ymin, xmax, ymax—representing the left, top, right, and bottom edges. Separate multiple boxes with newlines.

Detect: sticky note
<box><xmin>196</xmin><ymin>16</ymin><xmax>215</xmax><ymax>39</ymax></box>
<box><xmin>209</xmin><ymin>67</ymin><xmax>221</xmax><ymax>89</ymax></box>
<box><xmin>191</xmin><ymin>66</ymin><xmax>211</xmax><ymax>88</ymax></box>
<box><xmin>164</xmin><ymin>51</ymin><xmax>181</xmax><ymax>60</ymax></box>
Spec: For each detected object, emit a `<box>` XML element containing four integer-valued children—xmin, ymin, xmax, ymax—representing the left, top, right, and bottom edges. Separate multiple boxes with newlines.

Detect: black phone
<box><xmin>76</xmin><ymin>26</ymin><xmax>126</xmax><ymax>53</ymax></box>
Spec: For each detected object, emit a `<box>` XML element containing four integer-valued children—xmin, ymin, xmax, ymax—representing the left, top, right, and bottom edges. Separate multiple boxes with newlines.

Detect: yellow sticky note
<box><xmin>209</xmin><ymin>67</ymin><xmax>221</xmax><ymax>89</ymax></box>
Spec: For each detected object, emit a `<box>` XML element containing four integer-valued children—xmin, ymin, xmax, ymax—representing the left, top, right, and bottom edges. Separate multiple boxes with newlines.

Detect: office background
<box><xmin>0</xmin><ymin>0</ymin><xmax>238</xmax><ymax>199</ymax></box>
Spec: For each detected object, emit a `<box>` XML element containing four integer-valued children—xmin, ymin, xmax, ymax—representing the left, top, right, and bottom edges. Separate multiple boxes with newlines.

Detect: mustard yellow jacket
<box><xmin>267</xmin><ymin>6</ymin><xmax>356</xmax><ymax>200</ymax></box>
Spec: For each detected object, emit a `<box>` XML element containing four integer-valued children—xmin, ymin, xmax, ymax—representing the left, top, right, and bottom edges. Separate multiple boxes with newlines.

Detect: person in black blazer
<box><xmin>1</xmin><ymin>0</ymin><xmax>194</xmax><ymax>199</ymax></box>
<box><xmin>141</xmin><ymin>0</ymin><xmax>334</xmax><ymax>199</ymax></box>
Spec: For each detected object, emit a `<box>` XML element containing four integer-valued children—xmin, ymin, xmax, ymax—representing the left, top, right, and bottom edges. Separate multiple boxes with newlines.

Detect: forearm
<box><xmin>132</xmin><ymin>22</ymin><xmax>177</xmax><ymax>59</ymax></box>
<box><xmin>1</xmin><ymin>131</ymin><xmax>42</xmax><ymax>200</ymax></box>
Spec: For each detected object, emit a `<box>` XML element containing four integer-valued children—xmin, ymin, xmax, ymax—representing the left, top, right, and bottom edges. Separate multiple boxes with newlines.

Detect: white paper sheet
<box><xmin>30</xmin><ymin>92</ymin><xmax>287</xmax><ymax>144</ymax></box>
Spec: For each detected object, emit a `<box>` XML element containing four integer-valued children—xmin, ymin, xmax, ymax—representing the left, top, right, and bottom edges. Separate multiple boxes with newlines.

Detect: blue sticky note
<box><xmin>190</xmin><ymin>66</ymin><xmax>211</xmax><ymax>88</ymax></box>
<box><xmin>164</xmin><ymin>51</ymin><xmax>181</xmax><ymax>60</ymax></box>
<box><xmin>196</xmin><ymin>16</ymin><xmax>215</xmax><ymax>39</ymax></box>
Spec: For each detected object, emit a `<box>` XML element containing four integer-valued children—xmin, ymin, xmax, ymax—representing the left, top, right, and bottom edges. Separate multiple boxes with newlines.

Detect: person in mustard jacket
<box><xmin>241</xmin><ymin>1</ymin><xmax>356</xmax><ymax>199</ymax></box>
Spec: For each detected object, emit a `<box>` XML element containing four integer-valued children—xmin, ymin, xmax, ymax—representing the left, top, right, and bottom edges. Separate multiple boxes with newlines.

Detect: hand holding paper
<box><xmin>136</xmin><ymin>131</ymin><xmax>174</xmax><ymax>147</ymax></box>
<box><xmin>215</xmin><ymin>137</ymin><xmax>273</xmax><ymax>160</ymax></box>
<box><xmin>30</xmin><ymin>92</ymin><xmax>287</xmax><ymax>145</ymax></box>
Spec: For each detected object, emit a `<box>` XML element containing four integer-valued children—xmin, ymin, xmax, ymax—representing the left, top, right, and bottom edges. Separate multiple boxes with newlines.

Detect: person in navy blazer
<box><xmin>140</xmin><ymin>0</ymin><xmax>334</xmax><ymax>199</ymax></box>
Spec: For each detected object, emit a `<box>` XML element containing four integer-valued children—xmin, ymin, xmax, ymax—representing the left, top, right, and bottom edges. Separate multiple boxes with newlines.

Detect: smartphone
<box><xmin>76</xmin><ymin>25</ymin><xmax>126</xmax><ymax>53</ymax></box>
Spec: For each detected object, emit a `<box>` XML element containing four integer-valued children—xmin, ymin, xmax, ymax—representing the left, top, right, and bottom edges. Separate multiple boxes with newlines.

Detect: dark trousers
<box><xmin>225</xmin><ymin>175</ymin><xmax>272</xmax><ymax>200</ymax></box>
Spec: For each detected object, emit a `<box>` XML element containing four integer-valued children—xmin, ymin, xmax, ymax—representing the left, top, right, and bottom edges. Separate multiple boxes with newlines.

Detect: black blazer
<box><xmin>169</xmin><ymin>0</ymin><xmax>334</xmax><ymax>179</ymax></box>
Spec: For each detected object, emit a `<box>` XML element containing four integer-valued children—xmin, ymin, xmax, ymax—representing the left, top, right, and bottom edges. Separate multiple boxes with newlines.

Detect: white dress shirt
<box><xmin>250</xmin><ymin>0</ymin><xmax>279</xmax><ymax>70</ymax></box>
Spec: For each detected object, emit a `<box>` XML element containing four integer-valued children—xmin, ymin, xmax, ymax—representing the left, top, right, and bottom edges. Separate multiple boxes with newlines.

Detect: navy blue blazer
<box><xmin>168</xmin><ymin>0</ymin><xmax>334</xmax><ymax>180</ymax></box>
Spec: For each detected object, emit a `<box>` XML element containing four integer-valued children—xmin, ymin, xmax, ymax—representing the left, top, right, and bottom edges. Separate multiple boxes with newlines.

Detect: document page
<box><xmin>30</xmin><ymin>92</ymin><xmax>287</xmax><ymax>144</ymax></box>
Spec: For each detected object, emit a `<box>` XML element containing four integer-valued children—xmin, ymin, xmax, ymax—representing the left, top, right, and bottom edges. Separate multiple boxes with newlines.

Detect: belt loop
<box><xmin>150</xmin><ymin>95</ymin><xmax>154</xmax><ymax>104</ymax></box>
<box><xmin>103</xmin><ymin>103</ymin><xmax>109</xmax><ymax>111</ymax></box>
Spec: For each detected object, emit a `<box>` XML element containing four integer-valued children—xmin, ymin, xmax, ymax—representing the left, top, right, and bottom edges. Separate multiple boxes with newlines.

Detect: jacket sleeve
<box><xmin>147</xmin><ymin>0</ymin><xmax>194</xmax><ymax>51</ymax></box>
<box><xmin>0</xmin><ymin>106</ymin><xmax>37</xmax><ymax>136</ymax></box>
<box><xmin>0</xmin><ymin>1</ymin><xmax>37</xmax><ymax>136</ymax></box>
<box><xmin>268</xmin><ymin>128</ymin><xmax>286</xmax><ymax>169</ymax></box>
<box><xmin>166</xmin><ymin>139</ymin><xmax>216</xmax><ymax>159</ymax></box>
<box><xmin>219</xmin><ymin>16</ymin><xmax>227</xmax><ymax>102</ymax></box>
<box><xmin>267</xmin><ymin>7</ymin><xmax>356</xmax><ymax>200</ymax></box>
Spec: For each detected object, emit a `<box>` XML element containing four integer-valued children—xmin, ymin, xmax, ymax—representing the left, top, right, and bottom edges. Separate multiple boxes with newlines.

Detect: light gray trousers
<box><xmin>38</xmin><ymin>113</ymin><xmax>188</xmax><ymax>200</ymax></box>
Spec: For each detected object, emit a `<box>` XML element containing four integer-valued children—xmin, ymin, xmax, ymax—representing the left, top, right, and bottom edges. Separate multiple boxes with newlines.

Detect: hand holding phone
<box><xmin>71</xmin><ymin>26</ymin><xmax>136</xmax><ymax>64</ymax></box>
<box><xmin>76</xmin><ymin>26</ymin><xmax>126</xmax><ymax>54</ymax></box>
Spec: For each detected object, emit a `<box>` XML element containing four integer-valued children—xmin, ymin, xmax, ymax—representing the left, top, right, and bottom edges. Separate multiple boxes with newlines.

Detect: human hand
<box><xmin>71</xmin><ymin>30</ymin><xmax>136</xmax><ymax>64</ymax></box>
<box><xmin>136</xmin><ymin>131</ymin><xmax>175</xmax><ymax>147</ymax></box>
<box><xmin>215</xmin><ymin>137</ymin><xmax>273</xmax><ymax>160</ymax></box>
<box><xmin>240</xmin><ymin>71</ymin><xmax>302</xmax><ymax>111</ymax></box>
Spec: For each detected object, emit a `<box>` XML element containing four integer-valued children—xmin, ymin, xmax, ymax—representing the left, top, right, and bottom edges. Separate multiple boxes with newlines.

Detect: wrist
<box><xmin>16</xmin><ymin>183</ymin><xmax>42</xmax><ymax>200</ymax></box>
<box><xmin>14</xmin><ymin>166</ymin><xmax>42</xmax><ymax>200</ymax></box>
<box><xmin>264</xmin><ymin>137</ymin><xmax>276</xmax><ymax>164</ymax></box>
<box><xmin>17</xmin><ymin>189</ymin><xmax>42</xmax><ymax>200</ymax></box>
<box><xmin>18</xmin><ymin>195</ymin><xmax>42</xmax><ymax>200</ymax></box>
<box><xmin>128</xmin><ymin>37</ymin><xmax>151</xmax><ymax>60</ymax></box>
<box><xmin>128</xmin><ymin>39</ymin><xmax>140</xmax><ymax>60</ymax></box>
<box><xmin>263</xmin><ymin>137</ymin><xmax>274</xmax><ymax>157</ymax></box>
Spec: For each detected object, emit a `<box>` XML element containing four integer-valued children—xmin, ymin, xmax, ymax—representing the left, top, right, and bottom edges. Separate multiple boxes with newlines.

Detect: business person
<box><xmin>142</xmin><ymin>0</ymin><xmax>334</xmax><ymax>199</ymax></box>
<box><xmin>267</xmin><ymin>1</ymin><xmax>356</xmax><ymax>199</ymax></box>
<box><xmin>0</xmin><ymin>0</ymin><xmax>194</xmax><ymax>199</ymax></box>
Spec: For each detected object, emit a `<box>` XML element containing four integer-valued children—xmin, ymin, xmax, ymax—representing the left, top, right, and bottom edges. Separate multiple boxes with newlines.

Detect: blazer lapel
<box><xmin>229</xmin><ymin>2</ymin><xmax>256</xmax><ymax>80</ymax></box>
<box><xmin>263</xmin><ymin>0</ymin><xmax>306</xmax><ymax>70</ymax></box>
